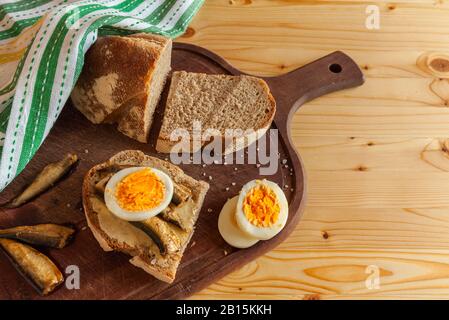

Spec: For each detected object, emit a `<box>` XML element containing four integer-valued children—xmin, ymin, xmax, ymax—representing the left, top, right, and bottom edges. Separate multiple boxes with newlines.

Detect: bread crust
<box><xmin>155</xmin><ymin>72</ymin><xmax>276</xmax><ymax>154</ymax></box>
<box><xmin>71</xmin><ymin>34</ymin><xmax>172</xmax><ymax>143</ymax></box>
<box><xmin>82</xmin><ymin>150</ymin><xmax>209</xmax><ymax>283</ymax></box>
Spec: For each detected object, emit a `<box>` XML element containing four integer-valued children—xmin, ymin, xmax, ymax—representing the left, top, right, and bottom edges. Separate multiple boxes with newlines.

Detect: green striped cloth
<box><xmin>0</xmin><ymin>0</ymin><xmax>203</xmax><ymax>191</ymax></box>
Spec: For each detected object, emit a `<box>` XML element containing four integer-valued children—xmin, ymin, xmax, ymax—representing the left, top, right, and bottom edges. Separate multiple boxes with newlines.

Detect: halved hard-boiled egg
<box><xmin>104</xmin><ymin>167</ymin><xmax>173</xmax><ymax>221</ymax></box>
<box><xmin>236</xmin><ymin>179</ymin><xmax>288</xmax><ymax>241</ymax></box>
<box><xmin>218</xmin><ymin>196</ymin><xmax>260</xmax><ymax>249</ymax></box>
<box><xmin>218</xmin><ymin>179</ymin><xmax>289</xmax><ymax>248</ymax></box>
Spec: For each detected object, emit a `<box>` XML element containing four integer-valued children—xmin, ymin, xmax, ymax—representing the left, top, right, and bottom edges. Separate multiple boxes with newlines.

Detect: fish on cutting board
<box><xmin>4</xmin><ymin>153</ymin><xmax>78</xmax><ymax>209</ymax></box>
<box><xmin>0</xmin><ymin>238</ymin><xmax>64</xmax><ymax>295</ymax></box>
<box><xmin>0</xmin><ymin>224</ymin><xmax>75</xmax><ymax>249</ymax></box>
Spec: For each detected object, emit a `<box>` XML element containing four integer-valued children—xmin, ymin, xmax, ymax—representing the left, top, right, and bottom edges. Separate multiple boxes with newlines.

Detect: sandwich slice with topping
<box><xmin>82</xmin><ymin>150</ymin><xmax>209</xmax><ymax>283</ymax></box>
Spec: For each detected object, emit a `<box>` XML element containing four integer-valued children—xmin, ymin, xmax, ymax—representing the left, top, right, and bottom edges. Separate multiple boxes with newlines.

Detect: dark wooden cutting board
<box><xmin>0</xmin><ymin>43</ymin><xmax>364</xmax><ymax>300</ymax></box>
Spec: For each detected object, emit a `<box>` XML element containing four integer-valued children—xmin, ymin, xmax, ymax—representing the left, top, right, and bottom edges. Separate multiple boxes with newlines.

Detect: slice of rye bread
<box><xmin>82</xmin><ymin>150</ymin><xmax>209</xmax><ymax>283</ymax></box>
<box><xmin>71</xmin><ymin>33</ymin><xmax>171</xmax><ymax>143</ymax></box>
<box><xmin>156</xmin><ymin>71</ymin><xmax>276</xmax><ymax>154</ymax></box>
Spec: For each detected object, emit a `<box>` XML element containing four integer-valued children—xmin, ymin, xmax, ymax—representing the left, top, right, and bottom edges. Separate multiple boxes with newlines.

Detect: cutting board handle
<box><xmin>268</xmin><ymin>51</ymin><xmax>364</xmax><ymax>122</ymax></box>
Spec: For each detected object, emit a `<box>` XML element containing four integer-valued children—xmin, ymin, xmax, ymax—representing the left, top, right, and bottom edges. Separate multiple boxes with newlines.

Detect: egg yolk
<box><xmin>243</xmin><ymin>184</ymin><xmax>280</xmax><ymax>227</ymax></box>
<box><xmin>115</xmin><ymin>169</ymin><xmax>165</xmax><ymax>211</ymax></box>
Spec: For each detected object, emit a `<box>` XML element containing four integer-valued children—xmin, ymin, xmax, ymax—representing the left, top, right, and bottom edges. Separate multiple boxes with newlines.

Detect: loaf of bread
<box><xmin>156</xmin><ymin>71</ymin><xmax>276</xmax><ymax>154</ymax></box>
<box><xmin>82</xmin><ymin>150</ymin><xmax>209</xmax><ymax>283</ymax></box>
<box><xmin>71</xmin><ymin>33</ymin><xmax>171</xmax><ymax>143</ymax></box>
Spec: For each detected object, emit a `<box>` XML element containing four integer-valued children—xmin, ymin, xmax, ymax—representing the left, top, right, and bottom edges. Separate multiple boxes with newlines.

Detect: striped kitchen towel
<box><xmin>0</xmin><ymin>0</ymin><xmax>203</xmax><ymax>191</ymax></box>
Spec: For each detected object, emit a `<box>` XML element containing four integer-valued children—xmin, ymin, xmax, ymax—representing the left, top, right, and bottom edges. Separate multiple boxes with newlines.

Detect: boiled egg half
<box><xmin>218</xmin><ymin>179</ymin><xmax>288</xmax><ymax>248</ymax></box>
<box><xmin>104</xmin><ymin>167</ymin><xmax>173</xmax><ymax>221</ymax></box>
<box><xmin>218</xmin><ymin>196</ymin><xmax>260</xmax><ymax>249</ymax></box>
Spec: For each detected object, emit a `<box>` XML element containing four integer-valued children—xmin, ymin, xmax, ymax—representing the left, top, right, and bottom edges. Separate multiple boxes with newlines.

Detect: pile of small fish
<box><xmin>0</xmin><ymin>154</ymin><xmax>79</xmax><ymax>295</ymax></box>
<box><xmin>0</xmin><ymin>224</ymin><xmax>75</xmax><ymax>295</ymax></box>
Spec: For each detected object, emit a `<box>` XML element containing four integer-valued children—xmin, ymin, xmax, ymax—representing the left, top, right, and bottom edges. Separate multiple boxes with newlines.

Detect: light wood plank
<box><xmin>186</xmin><ymin>0</ymin><xmax>449</xmax><ymax>299</ymax></box>
<box><xmin>296</xmin><ymin>137</ymin><xmax>449</xmax><ymax>173</ymax></box>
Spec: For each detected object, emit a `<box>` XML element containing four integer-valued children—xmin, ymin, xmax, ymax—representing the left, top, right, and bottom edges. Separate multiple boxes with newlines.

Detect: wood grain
<box><xmin>182</xmin><ymin>0</ymin><xmax>449</xmax><ymax>299</ymax></box>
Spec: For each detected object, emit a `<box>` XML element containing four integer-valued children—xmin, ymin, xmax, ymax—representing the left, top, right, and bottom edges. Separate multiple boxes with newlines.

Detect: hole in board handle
<box><xmin>329</xmin><ymin>63</ymin><xmax>342</xmax><ymax>74</ymax></box>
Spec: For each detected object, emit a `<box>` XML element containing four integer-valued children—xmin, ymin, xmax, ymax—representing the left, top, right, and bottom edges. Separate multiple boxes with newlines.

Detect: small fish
<box><xmin>5</xmin><ymin>153</ymin><xmax>78</xmax><ymax>208</ymax></box>
<box><xmin>0</xmin><ymin>238</ymin><xmax>64</xmax><ymax>295</ymax></box>
<box><xmin>94</xmin><ymin>173</ymin><xmax>113</xmax><ymax>194</ymax></box>
<box><xmin>160</xmin><ymin>198</ymin><xmax>195</xmax><ymax>232</ymax></box>
<box><xmin>0</xmin><ymin>224</ymin><xmax>75</xmax><ymax>248</ymax></box>
<box><xmin>132</xmin><ymin>216</ymin><xmax>181</xmax><ymax>255</ymax></box>
<box><xmin>172</xmin><ymin>183</ymin><xmax>191</xmax><ymax>205</ymax></box>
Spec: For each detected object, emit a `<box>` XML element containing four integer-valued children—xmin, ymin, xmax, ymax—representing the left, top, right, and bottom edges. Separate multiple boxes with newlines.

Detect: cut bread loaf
<box><xmin>71</xmin><ymin>33</ymin><xmax>172</xmax><ymax>143</ymax></box>
<box><xmin>82</xmin><ymin>150</ymin><xmax>209</xmax><ymax>283</ymax></box>
<box><xmin>156</xmin><ymin>71</ymin><xmax>276</xmax><ymax>154</ymax></box>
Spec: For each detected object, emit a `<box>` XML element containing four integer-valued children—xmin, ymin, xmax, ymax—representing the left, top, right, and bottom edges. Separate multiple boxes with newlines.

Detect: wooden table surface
<box><xmin>179</xmin><ymin>0</ymin><xmax>449</xmax><ymax>300</ymax></box>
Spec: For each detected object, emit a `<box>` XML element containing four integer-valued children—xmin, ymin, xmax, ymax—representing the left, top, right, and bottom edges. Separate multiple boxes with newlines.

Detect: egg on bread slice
<box><xmin>104</xmin><ymin>167</ymin><xmax>173</xmax><ymax>221</ymax></box>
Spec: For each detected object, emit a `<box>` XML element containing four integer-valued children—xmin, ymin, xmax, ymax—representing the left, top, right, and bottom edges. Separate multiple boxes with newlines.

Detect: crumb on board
<box><xmin>224</xmin><ymin>250</ymin><xmax>228</xmax><ymax>256</ymax></box>
<box><xmin>84</xmin><ymin>149</ymin><xmax>89</xmax><ymax>154</ymax></box>
<box><xmin>208</xmin><ymin>175</ymin><xmax>213</xmax><ymax>181</ymax></box>
<box><xmin>207</xmin><ymin>208</ymin><xmax>213</xmax><ymax>213</ymax></box>
<box><xmin>231</xmin><ymin>182</ymin><xmax>236</xmax><ymax>186</ymax></box>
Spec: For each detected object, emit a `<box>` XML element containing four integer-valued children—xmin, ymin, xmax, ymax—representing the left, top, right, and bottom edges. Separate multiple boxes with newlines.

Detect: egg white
<box><xmin>235</xmin><ymin>179</ymin><xmax>288</xmax><ymax>240</ymax></box>
<box><xmin>104</xmin><ymin>167</ymin><xmax>173</xmax><ymax>221</ymax></box>
<box><xmin>218</xmin><ymin>196</ymin><xmax>259</xmax><ymax>249</ymax></box>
